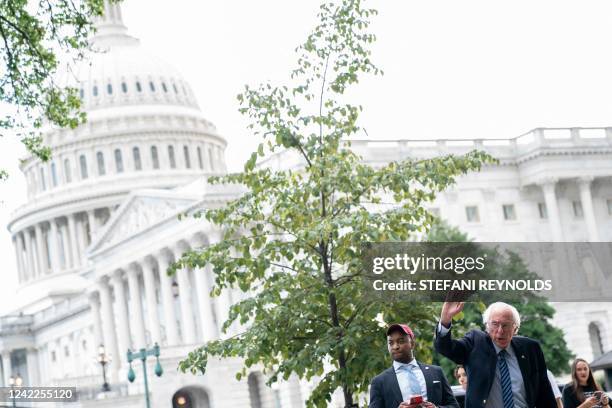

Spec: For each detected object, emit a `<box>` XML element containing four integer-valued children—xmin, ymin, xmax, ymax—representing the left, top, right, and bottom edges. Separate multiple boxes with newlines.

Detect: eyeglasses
<box><xmin>487</xmin><ymin>321</ymin><xmax>516</xmax><ymax>332</ymax></box>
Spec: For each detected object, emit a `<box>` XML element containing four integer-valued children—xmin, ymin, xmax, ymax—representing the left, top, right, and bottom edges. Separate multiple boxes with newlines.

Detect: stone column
<box><xmin>173</xmin><ymin>246</ymin><xmax>196</xmax><ymax>344</ymax></box>
<box><xmin>98</xmin><ymin>281</ymin><xmax>119</xmax><ymax>381</ymax></box>
<box><xmin>34</xmin><ymin>224</ymin><xmax>47</xmax><ymax>275</ymax></box>
<box><xmin>48</xmin><ymin>219</ymin><xmax>61</xmax><ymax>272</ymax></box>
<box><xmin>26</xmin><ymin>349</ymin><xmax>39</xmax><ymax>386</ymax></box>
<box><xmin>157</xmin><ymin>251</ymin><xmax>179</xmax><ymax>346</ymax></box>
<box><xmin>60</xmin><ymin>221</ymin><xmax>71</xmax><ymax>268</ymax></box>
<box><xmin>1</xmin><ymin>351</ymin><xmax>11</xmax><ymax>387</ymax></box>
<box><xmin>175</xmin><ymin>143</ymin><xmax>185</xmax><ymax>169</ymax></box>
<box><xmin>125</xmin><ymin>146</ymin><xmax>135</xmax><ymax>171</ymax></box>
<box><xmin>67</xmin><ymin>214</ymin><xmax>80</xmax><ymax>267</ymax></box>
<box><xmin>88</xmin><ymin>292</ymin><xmax>104</xmax><ymax>350</ymax></box>
<box><xmin>540</xmin><ymin>179</ymin><xmax>564</xmax><ymax>242</ymax></box>
<box><xmin>24</xmin><ymin>229</ymin><xmax>35</xmax><ymax>280</ymax></box>
<box><xmin>87</xmin><ymin>210</ymin><xmax>96</xmax><ymax>243</ymax></box>
<box><xmin>578</xmin><ymin>177</ymin><xmax>600</xmax><ymax>242</ymax></box>
<box><xmin>126</xmin><ymin>264</ymin><xmax>147</xmax><ymax>348</ymax></box>
<box><xmin>38</xmin><ymin>345</ymin><xmax>48</xmax><ymax>386</ymax></box>
<box><xmin>141</xmin><ymin>257</ymin><xmax>162</xmax><ymax>345</ymax></box>
<box><xmin>193</xmin><ymin>265</ymin><xmax>217</xmax><ymax>341</ymax></box>
<box><xmin>16</xmin><ymin>233</ymin><xmax>26</xmax><ymax>281</ymax></box>
<box><xmin>13</xmin><ymin>236</ymin><xmax>24</xmax><ymax>283</ymax></box>
<box><xmin>110</xmin><ymin>271</ymin><xmax>131</xmax><ymax>355</ymax></box>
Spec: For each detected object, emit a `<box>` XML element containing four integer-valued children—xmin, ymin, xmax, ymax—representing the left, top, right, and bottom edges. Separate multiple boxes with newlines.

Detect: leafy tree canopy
<box><xmin>0</xmin><ymin>0</ymin><xmax>113</xmax><ymax>180</ymax></box>
<box><xmin>174</xmin><ymin>1</ymin><xmax>495</xmax><ymax>406</ymax></box>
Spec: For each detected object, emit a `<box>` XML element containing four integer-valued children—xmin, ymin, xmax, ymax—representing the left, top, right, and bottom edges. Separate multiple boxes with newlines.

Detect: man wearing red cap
<box><xmin>370</xmin><ymin>323</ymin><xmax>459</xmax><ymax>408</ymax></box>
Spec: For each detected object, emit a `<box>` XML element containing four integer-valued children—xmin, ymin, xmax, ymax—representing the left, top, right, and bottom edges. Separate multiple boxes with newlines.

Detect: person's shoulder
<box><xmin>372</xmin><ymin>367</ymin><xmax>394</xmax><ymax>384</ymax></box>
<box><xmin>418</xmin><ymin>362</ymin><xmax>444</xmax><ymax>374</ymax></box>
<box><xmin>512</xmin><ymin>335</ymin><xmax>541</xmax><ymax>347</ymax></box>
<box><xmin>561</xmin><ymin>383</ymin><xmax>574</xmax><ymax>396</ymax></box>
<box><xmin>465</xmin><ymin>329</ymin><xmax>487</xmax><ymax>340</ymax></box>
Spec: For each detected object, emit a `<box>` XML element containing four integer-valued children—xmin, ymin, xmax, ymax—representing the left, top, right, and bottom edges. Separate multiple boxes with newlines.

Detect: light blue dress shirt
<box><xmin>393</xmin><ymin>359</ymin><xmax>428</xmax><ymax>402</ymax></box>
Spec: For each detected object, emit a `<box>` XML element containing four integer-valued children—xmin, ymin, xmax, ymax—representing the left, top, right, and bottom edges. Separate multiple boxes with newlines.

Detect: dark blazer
<box><xmin>434</xmin><ymin>328</ymin><xmax>556</xmax><ymax>408</ymax></box>
<box><xmin>369</xmin><ymin>361</ymin><xmax>459</xmax><ymax>408</ymax></box>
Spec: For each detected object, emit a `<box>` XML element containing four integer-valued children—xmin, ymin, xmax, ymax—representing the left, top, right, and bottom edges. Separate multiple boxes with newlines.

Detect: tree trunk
<box><xmin>322</xmin><ymin>243</ymin><xmax>354</xmax><ymax>407</ymax></box>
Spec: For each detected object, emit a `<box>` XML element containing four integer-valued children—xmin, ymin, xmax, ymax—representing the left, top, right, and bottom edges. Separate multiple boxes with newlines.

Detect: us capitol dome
<box><xmin>8</xmin><ymin>3</ymin><xmax>227</xmax><ymax>302</ymax></box>
<box><xmin>2</xmin><ymin>3</ymin><xmax>300</xmax><ymax>407</ymax></box>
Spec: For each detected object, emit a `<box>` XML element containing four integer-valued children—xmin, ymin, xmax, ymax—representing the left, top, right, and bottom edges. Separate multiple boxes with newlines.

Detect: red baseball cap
<box><xmin>386</xmin><ymin>323</ymin><xmax>414</xmax><ymax>338</ymax></box>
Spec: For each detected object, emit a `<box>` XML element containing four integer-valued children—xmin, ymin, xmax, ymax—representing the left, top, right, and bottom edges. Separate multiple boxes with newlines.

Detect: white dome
<box><xmin>73</xmin><ymin>3</ymin><xmax>199</xmax><ymax>112</ymax></box>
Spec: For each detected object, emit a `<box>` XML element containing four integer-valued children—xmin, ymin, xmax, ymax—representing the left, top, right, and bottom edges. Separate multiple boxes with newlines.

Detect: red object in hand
<box><xmin>409</xmin><ymin>395</ymin><xmax>423</xmax><ymax>405</ymax></box>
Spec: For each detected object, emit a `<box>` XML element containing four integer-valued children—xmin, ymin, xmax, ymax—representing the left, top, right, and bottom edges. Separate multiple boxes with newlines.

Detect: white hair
<box><xmin>482</xmin><ymin>302</ymin><xmax>521</xmax><ymax>329</ymax></box>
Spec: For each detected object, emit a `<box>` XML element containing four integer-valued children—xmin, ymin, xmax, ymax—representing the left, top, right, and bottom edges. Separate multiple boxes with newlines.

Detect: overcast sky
<box><xmin>2</xmin><ymin>0</ymin><xmax>612</xmax><ymax>313</ymax></box>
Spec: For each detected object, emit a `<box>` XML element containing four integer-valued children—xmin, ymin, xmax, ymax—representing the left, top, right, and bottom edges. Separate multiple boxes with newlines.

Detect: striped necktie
<box><xmin>401</xmin><ymin>364</ymin><xmax>422</xmax><ymax>396</ymax></box>
<box><xmin>498</xmin><ymin>350</ymin><xmax>515</xmax><ymax>408</ymax></box>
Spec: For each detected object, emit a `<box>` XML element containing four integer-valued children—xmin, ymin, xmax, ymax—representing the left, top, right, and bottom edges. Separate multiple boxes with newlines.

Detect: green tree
<box><xmin>427</xmin><ymin>221</ymin><xmax>573</xmax><ymax>382</ymax></box>
<box><xmin>175</xmin><ymin>1</ymin><xmax>495</xmax><ymax>406</ymax></box>
<box><xmin>0</xmin><ymin>0</ymin><xmax>112</xmax><ymax>180</ymax></box>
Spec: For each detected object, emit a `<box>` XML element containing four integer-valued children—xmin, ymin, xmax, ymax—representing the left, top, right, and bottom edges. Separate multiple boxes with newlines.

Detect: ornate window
<box><xmin>183</xmin><ymin>145</ymin><xmax>191</xmax><ymax>169</ymax></box>
<box><xmin>64</xmin><ymin>159</ymin><xmax>72</xmax><ymax>183</ymax></box>
<box><xmin>79</xmin><ymin>154</ymin><xmax>88</xmax><ymax>179</ymax></box>
<box><xmin>168</xmin><ymin>145</ymin><xmax>176</xmax><ymax>169</ymax></box>
<box><xmin>133</xmin><ymin>147</ymin><xmax>142</xmax><ymax>171</ymax></box>
<box><xmin>197</xmin><ymin>147</ymin><xmax>203</xmax><ymax>170</ymax></box>
<box><xmin>136</xmin><ymin>81</ymin><xmax>142</xmax><ymax>92</ymax></box>
<box><xmin>538</xmin><ymin>202</ymin><xmax>547</xmax><ymax>219</ymax></box>
<box><xmin>114</xmin><ymin>149</ymin><xmax>124</xmax><ymax>173</ymax></box>
<box><xmin>162</xmin><ymin>82</ymin><xmax>168</xmax><ymax>93</ymax></box>
<box><xmin>51</xmin><ymin>162</ymin><xmax>58</xmax><ymax>187</ymax></box>
<box><xmin>502</xmin><ymin>204</ymin><xmax>516</xmax><ymax>221</ymax></box>
<box><xmin>107</xmin><ymin>83</ymin><xmax>113</xmax><ymax>95</ymax></box>
<box><xmin>465</xmin><ymin>205</ymin><xmax>480</xmax><ymax>222</ymax></box>
<box><xmin>96</xmin><ymin>152</ymin><xmax>106</xmax><ymax>176</ymax></box>
<box><xmin>248</xmin><ymin>373</ymin><xmax>263</xmax><ymax>408</ymax></box>
<box><xmin>149</xmin><ymin>81</ymin><xmax>156</xmax><ymax>92</ymax></box>
<box><xmin>589</xmin><ymin>322</ymin><xmax>604</xmax><ymax>358</ymax></box>
<box><xmin>151</xmin><ymin>146</ymin><xmax>160</xmax><ymax>169</ymax></box>
<box><xmin>121</xmin><ymin>82</ymin><xmax>128</xmax><ymax>93</ymax></box>
<box><xmin>208</xmin><ymin>147</ymin><xmax>214</xmax><ymax>171</ymax></box>
<box><xmin>93</xmin><ymin>85</ymin><xmax>98</xmax><ymax>97</ymax></box>
<box><xmin>173</xmin><ymin>83</ymin><xmax>178</xmax><ymax>94</ymax></box>
<box><xmin>572</xmin><ymin>201</ymin><xmax>584</xmax><ymax>218</ymax></box>
<box><xmin>40</xmin><ymin>167</ymin><xmax>47</xmax><ymax>191</ymax></box>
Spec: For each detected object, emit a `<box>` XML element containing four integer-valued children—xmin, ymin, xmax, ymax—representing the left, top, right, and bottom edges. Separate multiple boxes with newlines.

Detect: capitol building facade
<box><xmin>1</xmin><ymin>2</ymin><xmax>611</xmax><ymax>407</ymax></box>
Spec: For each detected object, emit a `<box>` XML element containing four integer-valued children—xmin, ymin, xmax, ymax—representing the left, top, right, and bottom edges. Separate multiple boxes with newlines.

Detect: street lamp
<box><xmin>97</xmin><ymin>344</ymin><xmax>111</xmax><ymax>392</ymax></box>
<box><xmin>127</xmin><ymin>343</ymin><xmax>163</xmax><ymax>408</ymax></box>
<box><xmin>8</xmin><ymin>374</ymin><xmax>22</xmax><ymax>408</ymax></box>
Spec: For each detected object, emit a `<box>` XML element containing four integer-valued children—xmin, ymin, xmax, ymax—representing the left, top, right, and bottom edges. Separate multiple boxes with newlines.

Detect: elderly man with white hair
<box><xmin>434</xmin><ymin>302</ymin><xmax>556</xmax><ymax>408</ymax></box>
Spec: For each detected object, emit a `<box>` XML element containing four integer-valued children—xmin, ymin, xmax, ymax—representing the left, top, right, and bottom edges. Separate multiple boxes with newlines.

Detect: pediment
<box><xmin>88</xmin><ymin>189</ymin><xmax>198</xmax><ymax>255</ymax></box>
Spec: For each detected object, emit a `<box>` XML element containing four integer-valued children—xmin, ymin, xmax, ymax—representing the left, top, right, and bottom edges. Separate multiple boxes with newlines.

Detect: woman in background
<box><xmin>562</xmin><ymin>358</ymin><xmax>609</xmax><ymax>408</ymax></box>
<box><xmin>454</xmin><ymin>365</ymin><xmax>467</xmax><ymax>390</ymax></box>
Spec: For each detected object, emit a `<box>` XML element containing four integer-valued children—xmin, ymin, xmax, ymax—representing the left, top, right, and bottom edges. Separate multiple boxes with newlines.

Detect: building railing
<box><xmin>258</xmin><ymin>126</ymin><xmax>612</xmax><ymax>168</ymax></box>
<box><xmin>0</xmin><ymin>314</ymin><xmax>33</xmax><ymax>335</ymax></box>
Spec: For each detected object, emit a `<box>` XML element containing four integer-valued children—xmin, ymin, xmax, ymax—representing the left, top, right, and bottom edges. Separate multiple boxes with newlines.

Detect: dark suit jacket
<box><xmin>434</xmin><ymin>328</ymin><xmax>556</xmax><ymax>408</ymax></box>
<box><xmin>369</xmin><ymin>361</ymin><xmax>459</xmax><ymax>408</ymax></box>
